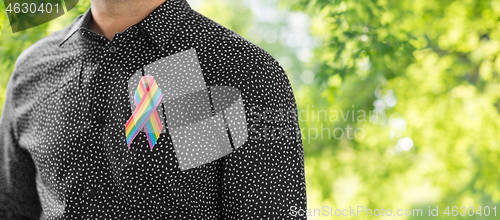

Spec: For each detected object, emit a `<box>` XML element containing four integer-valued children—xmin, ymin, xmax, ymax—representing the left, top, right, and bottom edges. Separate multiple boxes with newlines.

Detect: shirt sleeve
<box><xmin>0</xmin><ymin>62</ymin><xmax>42</xmax><ymax>219</ymax></box>
<box><xmin>220</xmin><ymin>59</ymin><xmax>307</xmax><ymax>219</ymax></box>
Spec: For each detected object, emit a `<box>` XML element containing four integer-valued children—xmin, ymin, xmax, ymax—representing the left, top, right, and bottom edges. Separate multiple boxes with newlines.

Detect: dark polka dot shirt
<box><xmin>0</xmin><ymin>0</ymin><xmax>307</xmax><ymax>219</ymax></box>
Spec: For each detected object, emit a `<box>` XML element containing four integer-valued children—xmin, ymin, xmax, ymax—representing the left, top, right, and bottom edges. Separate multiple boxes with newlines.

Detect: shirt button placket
<box><xmin>86</xmin><ymin>48</ymin><xmax>106</xmax><ymax>211</ymax></box>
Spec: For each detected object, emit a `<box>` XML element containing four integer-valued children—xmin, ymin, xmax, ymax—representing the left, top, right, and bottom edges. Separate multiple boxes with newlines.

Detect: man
<box><xmin>0</xmin><ymin>0</ymin><xmax>307</xmax><ymax>219</ymax></box>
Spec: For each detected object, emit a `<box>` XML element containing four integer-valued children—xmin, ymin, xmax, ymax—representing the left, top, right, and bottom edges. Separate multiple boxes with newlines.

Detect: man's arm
<box><xmin>0</xmin><ymin>62</ymin><xmax>42</xmax><ymax>220</ymax></box>
<box><xmin>220</xmin><ymin>60</ymin><xmax>307</xmax><ymax>219</ymax></box>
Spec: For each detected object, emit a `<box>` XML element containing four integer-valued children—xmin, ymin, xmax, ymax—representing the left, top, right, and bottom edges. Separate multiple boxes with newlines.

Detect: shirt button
<box><xmin>87</xmin><ymin>187</ymin><xmax>98</xmax><ymax>197</ymax></box>
<box><xmin>96</xmin><ymin>116</ymin><xmax>106</xmax><ymax>124</ymax></box>
<box><xmin>109</xmin><ymin>46</ymin><xmax>117</xmax><ymax>53</ymax></box>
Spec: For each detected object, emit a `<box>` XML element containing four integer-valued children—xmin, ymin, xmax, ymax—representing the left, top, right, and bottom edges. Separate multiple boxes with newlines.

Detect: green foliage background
<box><xmin>1</xmin><ymin>0</ymin><xmax>500</xmax><ymax>219</ymax></box>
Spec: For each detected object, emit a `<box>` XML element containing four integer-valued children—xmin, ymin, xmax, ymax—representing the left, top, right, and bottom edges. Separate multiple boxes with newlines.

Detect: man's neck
<box><xmin>89</xmin><ymin>0</ymin><xmax>167</xmax><ymax>41</ymax></box>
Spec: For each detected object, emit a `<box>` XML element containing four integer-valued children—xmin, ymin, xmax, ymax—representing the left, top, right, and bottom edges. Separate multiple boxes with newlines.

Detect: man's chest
<box><xmin>22</xmin><ymin>45</ymin><xmax>249</xmax><ymax>215</ymax></box>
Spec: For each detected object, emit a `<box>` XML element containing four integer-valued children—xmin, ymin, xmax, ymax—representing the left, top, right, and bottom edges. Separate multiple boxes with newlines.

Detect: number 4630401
<box><xmin>5</xmin><ymin>3</ymin><xmax>59</xmax><ymax>14</ymax></box>
<box><xmin>444</xmin><ymin>206</ymin><xmax>496</xmax><ymax>217</ymax></box>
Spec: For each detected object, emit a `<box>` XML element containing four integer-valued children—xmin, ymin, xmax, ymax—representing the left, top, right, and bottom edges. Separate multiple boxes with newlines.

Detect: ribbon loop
<box><xmin>125</xmin><ymin>75</ymin><xmax>163</xmax><ymax>150</ymax></box>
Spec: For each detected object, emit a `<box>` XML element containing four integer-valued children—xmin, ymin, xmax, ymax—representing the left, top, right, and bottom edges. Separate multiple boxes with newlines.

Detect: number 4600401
<box><xmin>5</xmin><ymin>3</ymin><xmax>59</xmax><ymax>14</ymax></box>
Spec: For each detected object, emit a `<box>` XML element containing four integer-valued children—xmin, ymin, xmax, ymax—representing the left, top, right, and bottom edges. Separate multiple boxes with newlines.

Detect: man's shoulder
<box><xmin>186</xmin><ymin>9</ymin><xmax>279</xmax><ymax>71</ymax></box>
<box><xmin>14</xmin><ymin>15</ymin><xmax>83</xmax><ymax>73</ymax></box>
<box><xmin>184</xmin><ymin>10</ymin><xmax>293</xmax><ymax>106</ymax></box>
<box><xmin>6</xmin><ymin>15</ymin><xmax>84</xmax><ymax>112</ymax></box>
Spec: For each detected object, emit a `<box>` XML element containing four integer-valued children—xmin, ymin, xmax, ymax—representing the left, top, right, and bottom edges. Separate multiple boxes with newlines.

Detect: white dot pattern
<box><xmin>0</xmin><ymin>0</ymin><xmax>307</xmax><ymax>219</ymax></box>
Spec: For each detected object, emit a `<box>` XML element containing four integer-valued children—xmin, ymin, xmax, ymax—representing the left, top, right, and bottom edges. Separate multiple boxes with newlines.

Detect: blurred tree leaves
<box><xmin>190</xmin><ymin>0</ymin><xmax>253</xmax><ymax>35</ymax></box>
<box><xmin>285</xmin><ymin>0</ymin><xmax>500</xmax><ymax>218</ymax></box>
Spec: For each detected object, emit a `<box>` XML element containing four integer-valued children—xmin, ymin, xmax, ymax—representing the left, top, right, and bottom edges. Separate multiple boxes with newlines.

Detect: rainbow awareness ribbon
<box><xmin>125</xmin><ymin>75</ymin><xmax>163</xmax><ymax>150</ymax></box>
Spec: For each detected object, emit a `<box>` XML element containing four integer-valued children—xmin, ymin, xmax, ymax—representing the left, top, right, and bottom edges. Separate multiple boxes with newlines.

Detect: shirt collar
<box><xmin>59</xmin><ymin>0</ymin><xmax>192</xmax><ymax>47</ymax></box>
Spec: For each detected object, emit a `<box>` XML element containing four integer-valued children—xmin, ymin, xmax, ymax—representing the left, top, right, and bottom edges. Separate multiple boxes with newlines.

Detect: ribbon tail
<box><xmin>144</xmin><ymin>95</ymin><xmax>163</xmax><ymax>150</ymax></box>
